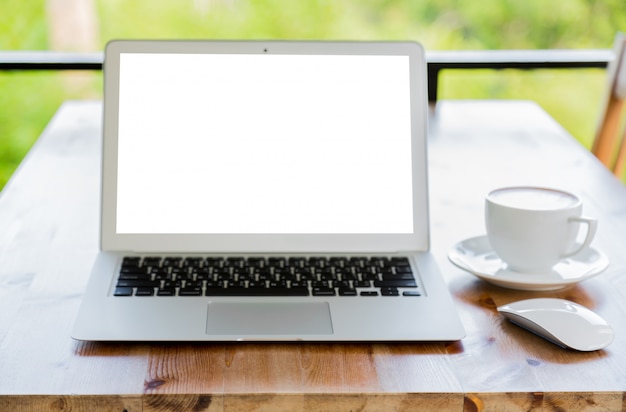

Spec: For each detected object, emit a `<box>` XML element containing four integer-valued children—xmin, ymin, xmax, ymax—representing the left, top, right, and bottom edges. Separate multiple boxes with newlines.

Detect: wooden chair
<box><xmin>592</xmin><ymin>32</ymin><xmax>626</xmax><ymax>177</ymax></box>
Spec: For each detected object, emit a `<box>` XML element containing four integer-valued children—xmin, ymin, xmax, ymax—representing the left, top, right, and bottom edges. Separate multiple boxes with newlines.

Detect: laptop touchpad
<box><xmin>206</xmin><ymin>302</ymin><xmax>333</xmax><ymax>336</ymax></box>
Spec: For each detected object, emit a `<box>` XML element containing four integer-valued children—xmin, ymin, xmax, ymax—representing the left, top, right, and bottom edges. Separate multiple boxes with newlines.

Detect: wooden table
<box><xmin>1</xmin><ymin>100</ymin><xmax>626</xmax><ymax>411</ymax></box>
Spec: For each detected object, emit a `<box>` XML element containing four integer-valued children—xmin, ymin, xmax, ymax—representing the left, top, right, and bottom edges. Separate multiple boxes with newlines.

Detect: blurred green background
<box><xmin>1</xmin><ymin>0</ymin><xmax>625</xmax><ymax>190</ymax></box>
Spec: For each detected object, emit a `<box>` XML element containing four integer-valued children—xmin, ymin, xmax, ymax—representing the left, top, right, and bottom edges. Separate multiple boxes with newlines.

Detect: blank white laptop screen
<box><xmin>73</xmin><ymin>41</ymin><xmax>467</xmax><ymax>343</ymax></box>
<box><xmin>115</xmin><ymin>53</ymin><xmax>413</xmax><ymax>235</ymax></box>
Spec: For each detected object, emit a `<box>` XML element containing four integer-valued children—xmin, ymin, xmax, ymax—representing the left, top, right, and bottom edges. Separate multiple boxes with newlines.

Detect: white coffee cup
<box><xmin>485</xmin><ymin>187</ymin><xmax>597</xmax><ymax>273</ymax></box>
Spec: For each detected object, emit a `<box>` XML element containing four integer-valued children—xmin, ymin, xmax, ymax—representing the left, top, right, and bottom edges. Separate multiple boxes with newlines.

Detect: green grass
<box><xmin>1</xmin><ymin>0</ymin><xmax>624</xmax><ymax>190</ymax></box>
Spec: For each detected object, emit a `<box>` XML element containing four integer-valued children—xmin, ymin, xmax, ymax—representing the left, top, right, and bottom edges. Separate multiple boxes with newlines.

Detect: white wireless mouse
<box><xmin>497</xmin><ymin>298</ymin><xmax>614</xmax><ymax>351</ymax></box>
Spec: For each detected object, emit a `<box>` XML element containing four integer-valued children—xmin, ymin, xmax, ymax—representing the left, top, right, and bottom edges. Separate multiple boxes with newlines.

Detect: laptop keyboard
<box><xmin>113</xmin><ymin>256</ymin><xmax>421</xmax><ymax>298</ymax></box>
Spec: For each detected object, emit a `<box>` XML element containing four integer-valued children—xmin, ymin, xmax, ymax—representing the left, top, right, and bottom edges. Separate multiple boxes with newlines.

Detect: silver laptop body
<box><xmin>72</xmin><ymin>40</ymin><xmax>465</xmax><ymax>341</ymax></box>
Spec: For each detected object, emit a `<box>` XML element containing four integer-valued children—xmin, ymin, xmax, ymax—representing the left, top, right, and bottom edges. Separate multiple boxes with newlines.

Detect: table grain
<box><xmin>1</xmin><ymin>100</ymin><xmax>626</xmax><ymax>411</ymax></box>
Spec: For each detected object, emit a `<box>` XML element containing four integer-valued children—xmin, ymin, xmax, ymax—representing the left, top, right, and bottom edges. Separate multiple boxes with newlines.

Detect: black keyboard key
<box><xmin>152</xmin><ymin>267</ymin><xmax>170</xmax><ymax>279</ymax></box>
<box><xmin>338</xmin><ymin>271</ymin><xmax>357</xmax><ymax>281</ymax></box>
<box><xmin>395</xmin><ymin>265</ymin><xmax>412</xmax><ymax>274</ymax></box>
<box><xmin>196</xmin><ymin>270</ymin><xmax>211</xmax><ymax>280</ymax></box>
<box><xmin>319</xmin><ymin>271</ymin><xmax>337</xmax><ymax>281</ymax></box>
<box><xmin>329</xmin><ymin>257</ymin><xmax>347</xmax><ymax>266</ymax></box>
<box><xmin>312</xmin><ymin>281</ymin><xmax>329</xmax><ymax>289</ymax></box>
<box><xmin>113</xmin><ymin>287</ymin><xmax>133</xmax><ymax>296</ymax></box>
<box><xmin>203</xmin><ymin>279</ymin><xmax>221</xmax><ymax>288</ymax></box>
<box><xmin>227</xmin><ymin>280</ymin><xmax>247</xmax><ymax>289</ymax></box>
<box><xmin>369</xmin><ymin>257</ymin><xmax>389</xmax><ymax>268</ymax></box>
<box><xmin>380</xmin><ymin>287</ymin><xmax>400</xmax><ymax>296</ymax></box>
<box><xmin>402</xmin><ymin>291</ymin><xmax>421</xmax><ymax>297</ymax></box>
<box><xmin>157</xmin><ymin>288</ymin><xmax>176</xmax><ymax>296</ymax></box>
<box><xmin>277</xmin><ymin>271</ymin><xmax>296</xmax><ymax>281</ymax></box>
<box><xmin>354</xmin><ymin>280</ymin><xmax>371</xmax><ymax>288</ymax></box>
<box><xmin>121</xmin><ymin>257</ymin><xmax>141</xmax><ymax>267</ymax></box>
<box><xmin>135</xmin><ymin>287</ymin><xmax>155</xmax><ymax>296</ymax></box>
<box><xmin>216</xmin><ymin>271</ymin><xmax>232</xmax><ymax>281</ymax></box>
<box><xmin>338</xmin><ymin>288</ymin><xmax>357</xmax><ymax>296</ymax></box>
<box><xmin>205</xmin><ymin>257</ymin><xmax>224</xmax><ymax>267</ymax></box>
<box><xmin>289</xmin><ymin>281</ymin><xmax>307</xmax><ymax>289</ymax></box>
<box><xmin>312</xmin><ymin>287</ymin><xmax>335</xmax><ymax>296</ymax></box>
<box><xmin>183</xmin><ymin>258</ymin><xmax>203</xmax><ymax>268</ymax></box>
<box><xmin>373</xmin><ymin>280</ymin><xmax>417</xmax><ymax>288</ymax></box>
<box><xmin>269</xmin><ymin>280</ymin><xmax>289</xmax><ymax>289</ymax></box>
<box><xmin>179</xmin><ymin>287</ymin><xmax>203</xmax><ymax>296</ymax></box>
<box><xmin>205</xmin><ymin>287</ymin><xmax>309</xmax><ymax>296</ymax></box>
<box><xmin>360</xmin><ymin>291</ymin><xmax>379</xmax><ymax>296</ymax></box>
<box><xmin>268</xmin><ymin>258</ymin><xmax>287</xmax><ymax>268</ymax></box>
<box><xmin>226</xmin><ymin>257</ymin><xmax>245</xmax><ymax>267</ymax></box>
<box><xmin>171</xmin><ymin>267</ymin><xmax>190</xmax><ymax>278</ymax></box>
<box><xmin>247</xmin><ymin>280</ymin><xmax>266</xmax><ymax>288</ymax></box>
<box><xmin>333</xmin><ymin>280</ymin><xmax>351</xmax><ymax>289</ymax></box>
<box><xmin>298</xmin><ymin>272</ymin><xmax>316</xmax><ymax>281</ymax></box>
<box><xmin>143</xmin><ymin>257</ymin><xmax>162</xmax><ymax>267</ymax></box>
<box><xmin>309</xmin><ymin>257</ymin><xmax>328</xmax><ymax>268</ymax></box>
<box><xmin>118</xmin><ymin>272</ymin><xmax>151</xmax><ymax>281</ymax></box>
<box><xmin>116</xmin><ymin>279</ymin><xmax>159</xmax><ymax>287</ymax></box>
<box><xmin>361</xmin><ymin>272</ymin><xmax>379</xmax><ymax>281</ymax></box>
<box><xmin>248</xmin><ymin>257</ymin><xmax>266</xmax><ymax>267</ymax></box>
<box><xmin>185</xmin><ymin>280</ymin><xmax>204</xmax><ymax>289</ymax></box>
<box><xmin>278</xmin><ymin>287</ymin><xmax>310</xmax><ymax>296</ymax></box>
<box><xmin>288</xmin><ymin>257</ymin><xmax>307</xmax><ymax>267</ymax></box>
<box><xmin>163</xmin><ymin>280</ymin><xmax>182</xmax><ymax>289</ymax></box>
<box><xmin>163</xmin><ymin>257</ymin><xmax>183</xmax><ymax>268</ymax></box>
<box><xmin>381</xmin><ymin>273</ymin><xmax>415</xmax><ymax>281</ymax></box>
<box><xmin>120</xmin><ymin>263</ymin><xmax>150</xmax><ymax>273</ymax></box>
<box><xmin>348</xmin><ymin>257</ymin><xmax>367</xmax><ymax>267</ymax></box>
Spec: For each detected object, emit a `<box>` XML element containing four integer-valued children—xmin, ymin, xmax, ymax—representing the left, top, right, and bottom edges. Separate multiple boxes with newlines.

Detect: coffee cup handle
<box><xmin>562</xmin><ymin>216</ymin><xmax>598</xmax><ymax>258</ymax></box>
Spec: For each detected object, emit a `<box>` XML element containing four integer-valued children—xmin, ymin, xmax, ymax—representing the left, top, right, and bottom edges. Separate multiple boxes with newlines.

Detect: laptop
<box><xmin>72</xmin><ymin>39</ymin><xmax>465</xmax><ymax>341</ymax></box>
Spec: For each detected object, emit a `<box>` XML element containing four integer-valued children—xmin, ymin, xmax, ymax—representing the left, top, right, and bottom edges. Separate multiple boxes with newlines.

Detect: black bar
<box><xmin>0</xmin><ymin>49</ymin><xmax>613</xmax><ymax>102</ymax></box>
<box><xmin>427</xmin><ymin>67</ymin><xmax>441</xmax><ymax>104</ymax></box>
<box><xmin>0</xmin><ymin>51</ymin><xmax>103</xmax><ymax>71</ymax></box>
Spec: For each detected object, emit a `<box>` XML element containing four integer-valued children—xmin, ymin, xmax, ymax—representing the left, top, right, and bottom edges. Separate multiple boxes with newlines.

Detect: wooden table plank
<box><xmin>0</xmin><ymin>396</ymin><xmax>143</xmax><ymax>412</ymax></box>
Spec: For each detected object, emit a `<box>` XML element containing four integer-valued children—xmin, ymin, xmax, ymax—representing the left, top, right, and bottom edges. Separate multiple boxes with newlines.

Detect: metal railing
<box><xmin>0</xmin><ymin>49</ymin><xmax>613</xmax><ymax>102</ymax></box>
<box><xmin>426</xmin><ymin>49</ymin><xmax>611</xmax><ymax>102</ymax></box>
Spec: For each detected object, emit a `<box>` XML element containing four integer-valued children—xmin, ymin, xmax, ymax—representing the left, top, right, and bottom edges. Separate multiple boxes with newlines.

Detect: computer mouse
<box><xmin>497</xmin><ymin>298</ymin><xmax>614</xmax><ymax>351</ymax></box>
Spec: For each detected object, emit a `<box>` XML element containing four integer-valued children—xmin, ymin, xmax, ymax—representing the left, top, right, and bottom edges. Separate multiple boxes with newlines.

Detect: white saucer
<box><xmin>448</xmin><ymin>235</ymin><xmax>609</xmax><ymax>291</ymax></box>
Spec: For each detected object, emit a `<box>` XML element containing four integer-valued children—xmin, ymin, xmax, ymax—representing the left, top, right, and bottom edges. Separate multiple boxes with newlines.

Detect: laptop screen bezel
<box><xmin>101</xmin><ymin>40</ymin><xmax>430</xmax><ymax>253</ymax></box>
